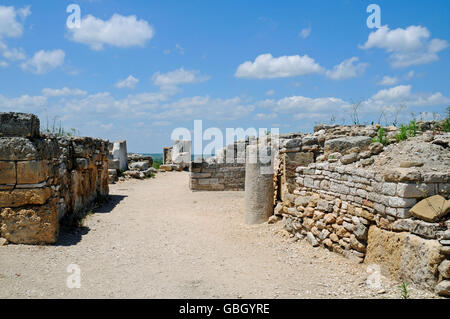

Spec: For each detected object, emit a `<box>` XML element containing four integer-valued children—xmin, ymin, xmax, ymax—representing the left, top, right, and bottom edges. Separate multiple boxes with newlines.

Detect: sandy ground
<box><xmin>0</xmin><ymin>172</ymin><xmax>438</xmax><ymax>299</ymax></box>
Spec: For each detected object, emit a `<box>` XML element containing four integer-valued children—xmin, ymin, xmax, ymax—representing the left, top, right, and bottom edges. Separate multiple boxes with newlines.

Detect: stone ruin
<box><xmin>161</xmin><ymin>139</ymin><xmax>191</xmax><ymax>172</ymax></box>
<box><xmin>187</xmin><ymin>122</ymin><xmax>450</xmax><ymax>296</ymax></box>
<box><xmin>1</xmin><ymin>111</ymin><xmax>448</xmax><ymax>296</ymax></box>
<box><xmin>0</xmin><ymin>112</ymin><xmax>109</xmax><ymax>244</ymax></box>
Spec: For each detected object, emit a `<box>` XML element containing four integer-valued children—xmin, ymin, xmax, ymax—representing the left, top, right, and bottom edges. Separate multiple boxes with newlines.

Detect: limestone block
<box><xmin>0</xmin><ymin>137</ymin><xmax>59</xmax><ymax>161</ymax></box>
<box><xmin>409</xmin><ymin>195</ymin><xmax>450</xmax><ymax>222</ymax></box>
<box><xmin>16</xmin><ymin>160</ymin><xmax>49</xmax><ymax>185</ymax></box>
<box><xmin>383</xmin><ymin>168</ymin><xmax>421</xmax><ymax>183</ymax></box>
<box><xmin>130</xmin><ymin>161</ymin><xmax>149</xmax><ymax>171</ymax></box>
<box><xmin>0</xmin><ymin>205</ymin><xmax>59</xmax><ymax>244</ymax></box>
<box><xmin>396</xmin><ymin>183</ymin><xmax>435</xmax><ymax>198</ymax></box>
<box><xmin>324</xmin><ymin>136</ymin><xmax>371</xmax><ymax>154</ymax></box>
<box><xmin>0</xmin><ymin>188</ymin><xmax>51</xmax><ymax>208</ymax></box>
<box><xmin>0</xmin><ymin>161</ymin><xmax>16</xmax><ymax>184</ymax></box>
<box><xmin>438</xmin><ymin>260</ymin><xmax>450</xmax><ymax>278</ymax></box>
<box><xmin>435</xmin><ymin>280</ymin><xmax>450</xmax><ymax>297</ymax></box>
<box><xmin>112</xmin><ymin>141</ymin><xmax>128</xmax><ymax>171</ymax></box>
<box><xmin>365</xmin><ymin>226</ymin><xmax>445</xmax><ymax>290</ymax></box>
<box><xmin>0</xmin><ymin>112</ymin><xmax>40</xmax><ymax>137</ymax></box>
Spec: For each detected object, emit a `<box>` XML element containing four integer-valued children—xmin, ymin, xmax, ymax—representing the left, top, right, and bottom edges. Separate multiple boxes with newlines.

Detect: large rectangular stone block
<box><xmin>0</xmin><ymin>188</ymin><xmax>51</xmax><ymax>208</ymax></box>
<box><xmin>365</xmin><ymin>226</ymin><xmax>445</xmax><ymax>290</ymax></box>
<box><xmin>0</xmin><ymin>112</ymin><xmax>40</xmax><ymax>137</ymax></box>
<box><xmin>17</xmin><ymin>160</ymin><xmax>49</xmax><ymax>184</ymax></box>
<box><xmin>0</xmin><ymin>161</ymin><xmax>16</xmax><ymax>184</ymax></box>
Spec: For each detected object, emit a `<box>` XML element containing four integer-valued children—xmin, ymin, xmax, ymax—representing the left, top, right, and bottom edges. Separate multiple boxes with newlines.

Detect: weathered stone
<box><xmin>325</xmin><ymin>136</ymin><xmax>371</xmax><ymax>154</ymax></box>
<box><xmin>392</xmin><ymin>219</ymin><xmax>441</xmax><ymax>239</ymax></box>
<box><xmin>0</xmin><ymin>112</ymin><xmax>40</xmax><ymax>137</ymax></box>
<box><xmin>409</xmin><ymin>195</ymin><xmax>450</xmax><ymax>222</ymax></box>
<box><xmin>435</xmin><ymin>280</ymin><xmax>450</xmax><ymax>297</ymax></box>
<box><xmin>388</xmin><ymin>196</ymin><xmax>417</xmax><ymax>208</ymax></box>
<box><xmin>130</xmin><ymin>161</ymin><xmax>149</xmax><ymax>171</ymax></box>
<box><xmin>0</xmin><ymin>137</ymin><xmax>59</xmax><ymax>161</ymax></box>
<box><xmin>0</xmin><ymin>161</ymin><xmax>16</xmax><ymax>184</ymax></box>
<box><xmin>340</xmin><ymin>153</ymin><xmax>358</xmax><ymax>165</ymax></box>
<box><xmin>268</xmin><ymin>215</ymin><xmax>281</xmax><ymax>224</ymax></box>
<box><xmin>0</xmin><ymin>188</ymin><xmax>51</xmax><ymax>208</ymax></box>
<box><xmin>306</xmin><ymin>232</ymin><xmax>319</xmax><ymax>247</ymax></box>
<box><xmin>160</xmin><ymin>164</ymin><xmax>173</xmax><ymax>171</ymax></box>
<box><xmin>0</xmin><ymin>237</ymin><xmax>8</xmax><ymax>246</ymax></box>
<box><xmin>244</xmin><ymin>145</ymin><xmax>274</xmax><ymax>224</ymax></box>
<box><xmin>383</xmin><ymin>168</ymin><xmax>421</xmax><ymax>182</ymax></box>
<box><xmin>295</xmin><ymin>196</ymin><xmax>310</xmax><ymax>207</ymax></box>
<box><xmin>323</xmin><ymin>238</ymin><xmax>333</xmax><ymax>248</ymax></box>
<box><xmin>0</xmin><ymin>204</ymin><xmax>59</xmax><ymax>244</ymax></box>
<box><xmin>274</xmin><ymin>203</ymin><xmax>283</xmax><ymax>216</ymax></box>
<box><xmin>438</xmin><ymin>260</ymin><xmax>450</xmax><ymax>278</ymax></box>
<box><xmin>330</xmin><ymin>233</ymin><xmax>339</xmax><ymax>242</ymax></box>
<box><xmin>368</xmin><ymin>142</ymin><xmax>383</xmax><ymax>155</ymax></box>
<box><xmin>112</xmin><ymin>140</ymin><xmax>128</xmax><ymax>171</ymax></box>
<box><xmin>16</xmin><ymin>160</ymin><xmax>49</xmax><ymax>185</ymax></box>
<box><xmin>396</xmin><ymin>183</ymin><xmax>435</xmax><ymax>198</ymax></box>
<box><xmin>350</xmin><ymin>234</ymin><xmax>366</xmax><ymax>253</ymax></box>
<box><xmin>365</xmin><ymin>226</ymin><xmax>445</xmax><ymax>290</ymax></box>
<box><xmin>316</xmin><ymin>200</ymin><xmax>333</xmax><ymax>212</ymax></box>
<box><xmin>400</xmin><ymin>161</ymin><xmax>424</xmax><ymax>168</ymax></box>
<box><xmin>354</xmin><ymin>223</ymin><xmax>368</xmax><ymax>241</ymax></box>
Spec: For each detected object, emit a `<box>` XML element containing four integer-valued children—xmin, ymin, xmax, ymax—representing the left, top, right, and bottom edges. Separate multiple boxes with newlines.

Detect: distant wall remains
<box><xmin>0</xmin><ymin>112</ymin><xmax>109</xmax><ymax>244</ymax></box>
<box><xmin>189</xmin><ymin>162</ymin><xmax>245</xmax><ymax>191</ymax></box>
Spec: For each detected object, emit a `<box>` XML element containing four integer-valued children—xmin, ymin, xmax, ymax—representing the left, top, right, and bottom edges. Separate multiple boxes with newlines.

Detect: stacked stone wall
<box><xmin>0</xmin><ymin>113</ymin><xmax>109</xmax><ymax>244</ymax></box>
<box><xmin>189</xmin><ymin>162</ymin><xmax>245</xmax><ymax>191</ymax></box>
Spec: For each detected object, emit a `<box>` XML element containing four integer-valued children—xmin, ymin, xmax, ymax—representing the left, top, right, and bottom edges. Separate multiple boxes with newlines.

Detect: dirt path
<box><xmin>0</xmin><ymin>172</ymin><xmax>437</xmax><ymax>299</ymax></box>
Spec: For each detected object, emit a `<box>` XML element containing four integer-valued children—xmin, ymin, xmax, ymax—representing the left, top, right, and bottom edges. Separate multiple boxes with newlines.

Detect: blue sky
<box><xmin>0</xmin><ymin>0</ymin><xmax>449</xmax><ymax>152</ymax></box>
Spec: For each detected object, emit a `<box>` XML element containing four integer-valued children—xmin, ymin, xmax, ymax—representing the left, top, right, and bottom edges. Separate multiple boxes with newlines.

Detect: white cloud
<box><xmin>0</xmin><ymin>61</ymin><xmax>8</xmax><ymax>68</ymax></box>
<box><xmin>235</xmin><ymin>53</ymin><xmax>324</xmax><ymax>79</ymax></box>
<box><xmin>299</xmin><ymin>27</ymin><xmax>311</xmax><ymax>39</ymax></box>
<box><xmin>42</xmin><ymin>87</ymin><xmax>87</xmax><ymax>97</ymax></box>
<box><xmin>325</xmin><ymin>57</ymin><xmax>368</xmax><ymax>80</ymax></box>
<box><xmin>155</xmin><ymin>96</ymin><xmax>254</xmax><ymax>121</ymax></box>
<box><xmin>2</xmin><ymin>47</ymin><xmax>26</xmax><ymax>61</ymax></box>
<box><xmin>260</xmin><ymin>96</ymin><xmax>349</xmax><ymax>114</ymax></box>
<box><xmin>363</xmin><ymin>85</ymin><xmax>450</xmax><ymax>111</ymax></box>
<box><xmin>21</xmin><ymin>49</ymin><xmax>65</xmax><ymax>74</ymax></box>
<box><xmin>265</xmin><ymin>89</ymin><xmax>275</xmax><ymax>96</ymax></box>
<box><xmin>152</xmin><ymin>68</ymin><xmax>210</xmax><ymax>88</ymax></box>
<box><xmin>371</xmin><ymin>85</ymin><xmax>412</xmax><ymax>101</ymax></box>
<box><xmin>254</xmin><ymin>113</ymin><xmax>277</xmax><ymax>120</ymax></box>
<box><xmin>360</xmin><ymin>25</ymin><xmax>448</xmax><ymax>67</ymax></box>
<box><xmin>0</xmin><ymin>6</ymin><xmax>30</xmax><ymax>65</ymax></box>
<box><xmin>116</xmin><ymin>75</ymin><xmax>139</xmax><ymax>89</ymax></box>
<box><xmin>0</xmin><ymin>5</ymin><xmax>30</xmax><ymax>39</ymax></box>
<box><xmin>0</xmin><ymin>94</ymin><xmax>47</xmax><ymax>111</ymax></box>
<box><xmin>378</xmin><ymin>75</ymin><xmax>398</xmax><ymax>86</ymax></box>
<box><xmin>67</xmin><ymin>13</ymin><xmax>154</xmax><ymax>50</ymax></box>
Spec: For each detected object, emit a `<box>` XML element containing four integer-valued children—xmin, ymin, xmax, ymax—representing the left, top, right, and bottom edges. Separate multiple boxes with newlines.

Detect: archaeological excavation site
<box><xmin>0</xmin><ymin>111</ymin><xmax>449</xmax><ymax>299</ymax></box>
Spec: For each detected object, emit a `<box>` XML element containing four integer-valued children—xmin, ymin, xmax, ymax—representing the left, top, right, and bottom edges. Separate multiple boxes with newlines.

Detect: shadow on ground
<box><xmin>55</xmin><ymin>194</ymin><xmax>127</xmax><ymax>246</ymax></box>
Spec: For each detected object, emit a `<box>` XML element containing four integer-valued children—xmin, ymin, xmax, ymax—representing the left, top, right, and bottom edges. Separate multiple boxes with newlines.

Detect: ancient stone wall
<box><xmin>274</xmin><ymin>125</ymin><xmax>450</xmax><ymax>296</ymax></box>
<box><xmin>189</xmin><ymin>162</ymin><xmax>245</xmax><ymax>191</ymax></box>
<box><xmin>0</xmin><ymin>112</ymin><xmax>109</xmax><ymax>244</ymax></box>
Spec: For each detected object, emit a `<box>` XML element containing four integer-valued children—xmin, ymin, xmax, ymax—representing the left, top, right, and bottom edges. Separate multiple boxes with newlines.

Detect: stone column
<box><xmin>244</xmin><ymin>145</ymin><xmax>274</xmax><ymax>224</ymax></box>
<box><xmin>112</xmin><ymin>140</ymin><xmax>128</xmax><ymax>171</ymax></box>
